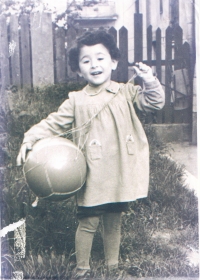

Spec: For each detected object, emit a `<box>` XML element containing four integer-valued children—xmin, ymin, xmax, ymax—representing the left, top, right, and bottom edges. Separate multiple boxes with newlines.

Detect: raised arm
<box><xmin>131</xmin><ymin>62</ymin><xmax>165</xmax><ymax>112</ymax></box>
<box><xmin>134</xmin><ymin>80</ymin><xmax>165</xmax><ymax>112</ymax></box>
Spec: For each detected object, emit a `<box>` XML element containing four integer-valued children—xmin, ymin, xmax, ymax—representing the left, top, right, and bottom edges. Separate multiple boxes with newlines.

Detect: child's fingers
<box><xmin>133</xmin><ymin>62</ymin><xmax>153</xmax><ymax>80</ymax></box>
<box><xmin>132</xmin><ymin>66</ymin><xmax>140</xmax><ymax>75</ymax></box>
<box><xmin>16</xmin><ymin>153</ymin><xmax>22</xmax><ymax>166</ymax></box>
<box><xmin>16</xmin><ymin>143</ymin><xmax>32</xmax><ymax>166</ymax></box>
<box><xmin>16</xmin><ymin>151</ymin><xmax>23</xmax><ymax>166</ymax></box>
<box><xmin>135</xmin><ymin>62</ymin><xmax>150</xmax><ymax>72</ymax></box>
<box><xmin>132</xmin><ymin>62</ymin><xmax>155</xmax><ymax>82</ymax></box>
<box><xmin>133</xmin><ymin>65</ymin><xmax>149</xmax><ymax>76</ymax></box>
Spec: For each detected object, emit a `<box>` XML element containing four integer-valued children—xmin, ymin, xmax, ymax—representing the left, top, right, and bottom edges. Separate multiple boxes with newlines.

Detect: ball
<box><xmin>23</xmin><ymin>137</ymin><xmax>87</xmax><ymax>201</ymax></box>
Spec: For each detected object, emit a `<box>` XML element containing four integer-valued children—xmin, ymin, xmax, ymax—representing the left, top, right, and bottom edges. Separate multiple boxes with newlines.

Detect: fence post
<box><xmin>156</xmin><ymin>28</ymin><xmax>162</xmax><ymax>81</ymax></box>
<box><xmin>182</xmin><ymin>41</ymin><xmax>192</xmax><ymax>126</ymax></box>
<box><xmin>155</xmin><ymin>27</ymin><xmax>163</xmax><ymax>124</ymax></box>
<box><xmin>134</xmin><ymin>13</ymin><xmax>143</xmax><ymax>87</ymax></box>
<box><xmin>20</xmin><ymin>14</ymin><xmax>32</xmax><ymax>87</ymax></box>
<box><xmin>109</xmin><ymin>27</ymin><xmax>118</xmax><ymax>82</ymax></box>
<box><xmin>174</xmin><ymin>25</ymin><xmax>183</xmax><ymax>71</ymax></box>
<box><xmin>9</xmin><ymin>15</ymin><xmax>21</xmax><ymax>87</ymax></box>
<box><xmin>30</xmin><ymin>12</ymin><xmax>54</xmax><ymax>86</ymax></box>
<box><xmin>134</xmin><ymin>13</ymin><xmax>143</xmax><ymax>62</ymax></box>
<box><xmin>66</xmin><ymin>26</ymin><xmax>77</xmax><ymax>80</ymax></box>
<box><xmin>165</xmin><ymin>26</ymin><xmax>173</xmax><ymax>123</ymax></box>
<box><xmin>54</xmin><ymin>26</ymin><xmax>66</xmax><ymax>84</ymax></box>
<box><xmin>144</xmin><ymin>24</ymin><xmax>155</xmax><ymax>123</ymax></box>
<box><xmin>118</xmin><ymin>26</ymin><xmax>128</xmax><ymax>83</ymax></box>
<box><xmin>0</xmin><ymin>15</ymin><xmax>10</xmax><ymax>94</ymax></box>
<box><xmin>147</xmin><ymin>25</ymin><xmax>152</xmax><ymax>67</ymax></box>
<box><xmin>173</xmin><ymin>24</ymin><xmax>186</xmax><ymax>123</ymax></box>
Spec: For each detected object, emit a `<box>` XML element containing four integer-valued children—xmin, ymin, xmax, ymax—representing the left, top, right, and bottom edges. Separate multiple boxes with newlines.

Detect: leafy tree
<box><xmin>0</xmin><ymin>0</ymin><xmax>45</xmax><ymax>16</ymax></box>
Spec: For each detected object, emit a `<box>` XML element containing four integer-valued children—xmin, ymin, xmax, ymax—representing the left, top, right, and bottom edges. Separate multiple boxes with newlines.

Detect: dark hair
<box><xmin>68</xmin><ymin>30</ymin><xmax>121</xmax><ymax>72</ymax></box>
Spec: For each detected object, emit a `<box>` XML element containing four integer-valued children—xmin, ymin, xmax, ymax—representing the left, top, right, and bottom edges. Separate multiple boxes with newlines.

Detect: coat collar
<box><xmin>106</xmin><ymin>81</ymin><xmax>120</xmax><ymax>94</ymax></box>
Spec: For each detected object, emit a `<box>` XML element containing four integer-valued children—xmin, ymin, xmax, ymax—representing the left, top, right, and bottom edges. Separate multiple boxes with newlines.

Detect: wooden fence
<box><xmin>0</xmin><ymin>12</ymin><xmax>193</xmax><ymax>125</ymax></box>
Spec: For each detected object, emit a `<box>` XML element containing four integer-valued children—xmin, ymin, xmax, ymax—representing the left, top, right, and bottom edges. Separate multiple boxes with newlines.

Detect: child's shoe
<box><xmin>72</xmin><ymin>268</ymin><xmax>91</xmax><ymax>279</ymax></box>
<box><xmin>106</xmin><ymin>266</ymin><xmax>124</xmax><ymax>280</ymax></box>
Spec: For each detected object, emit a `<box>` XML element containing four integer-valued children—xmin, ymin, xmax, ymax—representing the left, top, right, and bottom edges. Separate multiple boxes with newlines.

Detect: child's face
<box><xmin>77</xmin><ymin>44</ymin><xmax>118</xmax><ymax>87</ymax></box>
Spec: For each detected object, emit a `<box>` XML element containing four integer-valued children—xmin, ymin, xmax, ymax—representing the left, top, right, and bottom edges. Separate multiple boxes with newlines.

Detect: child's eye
<box><xmin>98</xmin><ymin>58</ymin><xmax>104</xmax><ymax>61</ymax></box>
<box><xmin>83</xmin><ymin>60</ymin><xmax>89</xmax><ymax>64</ymax></box>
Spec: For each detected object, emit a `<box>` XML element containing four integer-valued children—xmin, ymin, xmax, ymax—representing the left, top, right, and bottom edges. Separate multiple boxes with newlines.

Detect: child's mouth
<box><xmin>91</xmin><ymin>71</ymin><xmax>102</xmax><ymax>76</ymax></box>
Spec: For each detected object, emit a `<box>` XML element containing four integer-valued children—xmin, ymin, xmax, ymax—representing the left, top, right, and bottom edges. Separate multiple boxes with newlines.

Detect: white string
<box><xmin>54</xmin><ymin>73</ymin><xmax>138</xmax><ymax>147</ymax></box>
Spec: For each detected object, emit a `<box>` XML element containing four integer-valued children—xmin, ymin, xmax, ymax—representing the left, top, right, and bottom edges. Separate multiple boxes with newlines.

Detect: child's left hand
<box><xmin>133</xmin><ymin>62</ymin><xmax>156</xmax><ymax>83</ymax></box>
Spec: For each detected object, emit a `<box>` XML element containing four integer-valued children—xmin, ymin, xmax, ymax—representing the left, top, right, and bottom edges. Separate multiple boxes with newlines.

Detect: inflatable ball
<box><xmin>23</xmin><ymin>137</ymin><xmax>87</xmax><ymax>201</ymax></box>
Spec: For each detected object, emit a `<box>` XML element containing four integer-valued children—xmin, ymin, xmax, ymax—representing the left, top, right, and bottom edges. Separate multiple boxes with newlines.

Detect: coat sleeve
<box><xmin>23</xmin><ymin>92</ymin><xmax>75</xmax><ymax>145</ymax></box>
<box><xmin>128</xmin><ymin>78</ymin><xmax>165</xmax><ymax>112</ymax></box>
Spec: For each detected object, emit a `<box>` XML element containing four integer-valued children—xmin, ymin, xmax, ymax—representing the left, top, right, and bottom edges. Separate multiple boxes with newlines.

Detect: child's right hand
<box><xmin>16</xmin><ymin>143</ymin><xmax>32</xmax><ymax>166</ymax></box>
<box><xmin>133</xmin><ymin>62</ymin><xmax>155</xmax><ymax>83</ymax></box>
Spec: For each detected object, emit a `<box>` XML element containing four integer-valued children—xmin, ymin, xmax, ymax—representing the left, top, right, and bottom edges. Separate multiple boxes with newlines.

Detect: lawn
<box><xmin>1</xmin><ymin>84</ymin><xmax>199</xmax><ymax>279</ymax></box>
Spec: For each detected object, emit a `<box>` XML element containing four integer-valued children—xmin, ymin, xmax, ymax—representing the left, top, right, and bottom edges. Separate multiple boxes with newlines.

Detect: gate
<box><xmin>0</xmin><ymin>12</ymin><xmax>194</xmax><ymax>126</ymax></box>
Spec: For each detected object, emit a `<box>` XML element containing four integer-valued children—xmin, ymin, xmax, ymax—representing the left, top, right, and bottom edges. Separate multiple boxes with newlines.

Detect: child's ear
<box><xmin>111</xmin><ymin>60</ymin><xmax>118</xmax><ymax>71</ymax></box>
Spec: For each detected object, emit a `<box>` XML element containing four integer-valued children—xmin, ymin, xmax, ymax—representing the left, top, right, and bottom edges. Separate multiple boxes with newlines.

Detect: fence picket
<box><xmin>182</xmin><ymin>42</ymin><xmax>191</xmax><ymax>76</ymax></box>
<box><xmin>109</xmin><ymin>27</ymin><xmax>118</xmax><ymax>82</ymax></box>
<box><xmin>9</xmin><ymin>15</ymin><xmax>21</xmax><ymax>87</ymax></box>
<box><xmin>134</xmin><ymin>13</ymin><xmax>143</xmax><ymax>62</ymax></box>
<box><xmin>173</xmin><ymin>25</ymin><xmax>184</xmax><ymax>123</ymax></box>
<box><xmin>54</xmin><ymin>26</ymin><xmax>66</xmax><ymax>84</ymax></box>
<box><xmin>181</xmin><ymin>42</ymin><xmax>192</xmax><ymax>125</ymax></box>
<box><xmin>66</xmin><ymin>26</ymin><xmax>77</xmax><ymax>79</ymax></box>
<box><xmin>147</xmin><ymin>25</ymin><xmax>152</xmax><ymax>67</ymax></box>
<box><xmin>118</xmin><ymin>26</ymin><xmax>128</xmax><ymax>83</ymax></box>
<box><xmin>30</xmin><ymin>12</ymin><xmax>54</xmax><ymax>86</ymax></box>
<box><xmin>174</xmin><ymin>25</ymin><xmax>183</xmax><ymax>71</ymax></box>
<box><xmin>144</xmin><ymin>25</ymin><xmax>154</xmax><ymax>123</ymax></box>
<box><xmin>165</xmin><ymin>26</ymin><xmax>173</xmax><ymax>123</ymax></box>
<box><xmin>156</xmin><ymin>28</ymin><xmax>162</xmax><ymax>81</ymax></box>
<box><xmin>134</xmin><ymin>13</ymin><xmax>143</xmax><ymax>88</ymax></box>
<box><xmin>155</xmin><ymin>27</ymin><xmax>163</xmax><ymax>124</ymax></box>
<box><xmin>0</xmin><ymin>15</ymin><xmax>10</xmax><ymax>93</ymax></box>
<box><xmin>20</xmin><ymin>14</ymin><xmax>32</xmax><ymax>87</ymax></box>
<box><xmin>108</xmin><ymin>26</ymin><xmax>117</xmax><ymax>43</ymax></box>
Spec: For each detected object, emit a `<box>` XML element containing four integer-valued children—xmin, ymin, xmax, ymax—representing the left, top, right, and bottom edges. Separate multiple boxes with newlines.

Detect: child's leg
<box><xmin>102</xmin><ymin>212</ymin><xmax>122</xmax><ymax>268</ymax></box>
<box><xmin>75</xmin><ymin>216</ymin><xmax>100</xmax><ymax>270</ymax></box>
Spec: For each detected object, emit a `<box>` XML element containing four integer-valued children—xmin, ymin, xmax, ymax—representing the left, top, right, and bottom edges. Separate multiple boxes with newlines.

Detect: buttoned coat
<box><xmin>23</xmin><ymin>80</ymin><xmax>165</xmax><ymax>207</ymax></box>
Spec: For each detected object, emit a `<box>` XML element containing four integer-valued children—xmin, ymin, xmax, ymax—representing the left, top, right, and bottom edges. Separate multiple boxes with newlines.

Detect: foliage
<box><xmin>0</xmin><ymin>0</ymin><xmax>46</xmax><ymax>17</ymax></box>
<box><xmin>0</xmin><ymin>0</ymin><xmax>105</xmax><ymax>29</ymax></box>
<box><xmin>1</xmin><ymin>83</ymin><xmax>199</xmax><ymax>279</ymax></box>
<box><xmin>5</xmin><ymin>82</ymin><xmax>86</xmax><ymax>139</ymax></box>
<box><xmin>0</xmin><ymin>0</ymin><xmax>65</xmax><ymax>28</ymax></box>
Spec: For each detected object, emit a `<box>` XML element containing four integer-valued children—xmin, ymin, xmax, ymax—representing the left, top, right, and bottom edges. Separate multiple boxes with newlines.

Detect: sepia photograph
<box><xmin>0</xmin><ymin>0</ymin><xmax>199</xmax><ymax>279</ymax></box>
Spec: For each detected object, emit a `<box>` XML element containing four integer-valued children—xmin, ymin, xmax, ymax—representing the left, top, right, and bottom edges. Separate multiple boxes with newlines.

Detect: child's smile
<box><xmin>91</xmin><ymin>70</ymin><xmax>102</xmax><ymax>76</ymax></box>
<box><xmin>77</xmin><ymin>44</ymin><xmax>118</xmax><ymax>87</ymax></box>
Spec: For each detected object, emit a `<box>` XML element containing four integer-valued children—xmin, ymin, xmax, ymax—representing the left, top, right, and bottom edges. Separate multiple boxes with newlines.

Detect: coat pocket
<box><xmin>126</xmin><ymin>134</ymin><xmax>134</xmax><ymax>155</ymax></box>
<box><xmin>88</xmin><ymin>139</ymin><xmax>102</xmax><ymax>160</ymax></box>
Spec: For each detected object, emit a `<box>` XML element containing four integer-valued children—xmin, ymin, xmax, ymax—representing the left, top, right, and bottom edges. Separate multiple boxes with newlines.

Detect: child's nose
<box><xmin>91</xmin><ymin>59</ymin><xmax>98</xmax><ymax>68</ymax></box>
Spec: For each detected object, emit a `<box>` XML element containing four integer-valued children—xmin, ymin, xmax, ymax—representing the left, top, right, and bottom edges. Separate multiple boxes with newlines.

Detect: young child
<box><xmin>17</xmin><ymin>31</ymin><xmax>165</xmax><ymax>279</ymax></box>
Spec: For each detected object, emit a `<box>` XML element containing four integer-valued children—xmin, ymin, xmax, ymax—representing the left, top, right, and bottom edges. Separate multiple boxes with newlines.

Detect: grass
<box><xmin>1</xmin><ymin>84</ymin><xmax>199</xmax><ymax>279</ymax></box>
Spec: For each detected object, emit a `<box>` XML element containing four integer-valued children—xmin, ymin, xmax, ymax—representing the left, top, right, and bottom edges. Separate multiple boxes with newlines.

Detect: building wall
<box><xmin>113</xmin><ymin>0</ymin><xmax>136</xmax><ymax>63</ymax></box>
<box><xmin>113</xmin><ymin>0</ymin><xmax>194</xmax><ymax>64</ymax></box>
